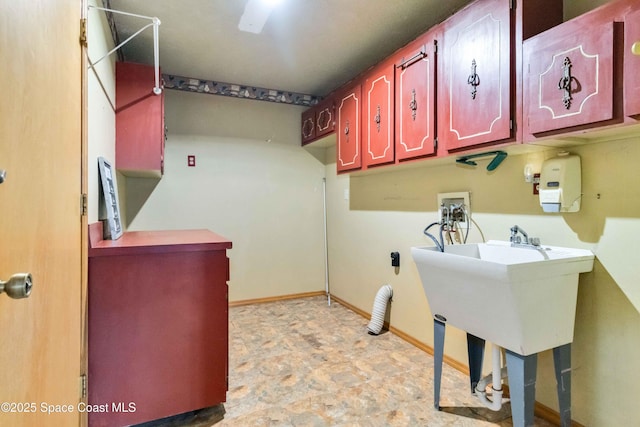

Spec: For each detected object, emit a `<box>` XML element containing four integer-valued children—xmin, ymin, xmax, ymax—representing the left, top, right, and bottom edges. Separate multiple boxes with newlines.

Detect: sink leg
<box><xmin>433</xmin><ymin>319</ymin><xmax>445</xmax><ymax>410</ymax></box>
<box><xmin>466</xmin><ymin>333</ymin><xmax>485</xmax><ymax>394</ymax></box>
<box><xmin>505</xmin><ymin>350</ymin><xmax>537</xmax><ymax>427</ymax></box>
<box><xmin>553</xmin><ymin>344</ymin><xmax>572</xmax><ymax>427</ymax></box>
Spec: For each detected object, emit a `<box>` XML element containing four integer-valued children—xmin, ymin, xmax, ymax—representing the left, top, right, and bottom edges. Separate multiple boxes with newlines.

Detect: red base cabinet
<box><xmin>88</xmin><ymin>225</ymin><xmax>231</xmax><ymax>427</ymax></box>
<box><xmin>336</xmin><ymin>84</ymin><xmax>362</xmax><ymax>173</ymax></box>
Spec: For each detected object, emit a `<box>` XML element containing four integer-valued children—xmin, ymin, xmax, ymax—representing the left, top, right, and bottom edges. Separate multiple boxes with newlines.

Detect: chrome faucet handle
<box><xmin>510</xmin><ymin>225</ymin><xmax>529</xmax><ymax>243</ymax></box>
<box><xmin>530</xmin><ymin>237</ymin><xmax>541</xmax><ymax>247</ymax></box>
<box><xmin>510</xmin><ymin>226</ymin><xmax>518</xmax><ymax>242</ymax></box>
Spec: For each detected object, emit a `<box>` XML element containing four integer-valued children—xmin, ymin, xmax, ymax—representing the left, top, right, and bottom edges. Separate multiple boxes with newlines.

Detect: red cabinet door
<box><xmin>395</xmin><ymin>38</ymin><xmax>437</xmax><ymax>161</ymax></box>
<box><xmin>301</xmin><ymin>107</ymin><xmax>316</xmax><ymax>144</ymax></box>
<box><xmin>337</xmin><ymin>84</ymin><xmax>362</xmax><ymax>172</ymax></box>
<box><xmin>440</xmin><ymin>0</ymin><xmax>512</xmax><ymax>151</ymax></box>
<box><xmin>524</xmin><ymin>21</ymin><xmax>616</xmax><ymax>135</ymax></box>
<box><xmin>362</xmin><ymin>64</ymin><xmax>394</xmax><ymax>167</ymax></box>
<box><xmin>116</xmin><ymin>62</ymin><xmax>165</xmax><ymax>177</ymax></box>
<box><xmin>315</xmin><ymin>96</ymin><xmax>335</xmax><ymax>139</ymax></box>
<box><xmin>625</xmin><ymin>8</ymin><xmax>640</xmax><ymax>118</ymax></box>
<box><xmin>301</xmin><ymin>97</ymin><xmax>335</xmax><ymax>145</ymax></box>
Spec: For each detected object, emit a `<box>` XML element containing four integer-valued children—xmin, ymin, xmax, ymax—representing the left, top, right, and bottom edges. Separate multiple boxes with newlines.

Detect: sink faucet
<box><xmin>510</xmin><ymin>225</ymin><xmax>541</xmax><ymax>247</ymax></box>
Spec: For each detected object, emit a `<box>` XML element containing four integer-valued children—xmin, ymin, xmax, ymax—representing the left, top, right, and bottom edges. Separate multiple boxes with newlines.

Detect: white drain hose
<box><xmin>367</xmin><ymin>284</ymin><xmax>393</xmax><ymax>335</ymax></box>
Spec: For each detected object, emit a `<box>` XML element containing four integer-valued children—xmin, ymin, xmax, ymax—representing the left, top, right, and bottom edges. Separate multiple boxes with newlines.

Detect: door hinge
<box><xmin>433</xmin><ymin>39</ymin><xmax>438</xmax><ymax>55</ymax></box>
<box><xmin>80</xmin><ymin>18</ymin><xmax>87</xmax><ymax>46</ymax></box>
<box><xmin>510</xmin><ymin>119</ymin><xmax>515</xmax><ymax>131</ymax></box>
<box><xmin>81</xmin><ymin>193</ymin><xmax>88</xmax><ymax>216</ymax></box>
<box><xmin>434</xmin><ymin>137</ymin><xmax>438</xmax><ymax>151</ymax></box>
<box><xmin>510</xmin><ymin>0</ymin><xmax>516</xmax><ymax>10</ymax></box>
<box><xmin>80</xmin><ymin>374</ymin><xmax>87</xmax><ymax>399</ymax></box>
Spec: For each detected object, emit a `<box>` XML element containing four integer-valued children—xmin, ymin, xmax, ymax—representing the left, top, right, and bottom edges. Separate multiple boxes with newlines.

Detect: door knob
<box><xmin>1</xmin><ymin>273</ymin><xmax>33</xmax><ymax>299</ymax></box>
<box><xmin>0</xmin><ymin>169</ymin><xmax>6</xmax><ymax>184</ymax></box>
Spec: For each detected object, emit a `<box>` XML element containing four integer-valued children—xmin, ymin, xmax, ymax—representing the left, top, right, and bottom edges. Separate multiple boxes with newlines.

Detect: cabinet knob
<box><xmin>632</xmin><ymin>41</ymin><xmax>640</xmax><ymax>56</ymax></box>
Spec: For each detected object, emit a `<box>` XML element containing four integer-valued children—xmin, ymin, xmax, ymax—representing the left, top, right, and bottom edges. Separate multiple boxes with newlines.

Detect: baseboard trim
<box><xmin>229</xmin><ymin>291</ymin><xmax>326</xmax><ymax>307</ymax></box>
<box><xmin>329</xmin><ymin>294</ymin><xmax>584</xmax><ymax>427</ymax></box>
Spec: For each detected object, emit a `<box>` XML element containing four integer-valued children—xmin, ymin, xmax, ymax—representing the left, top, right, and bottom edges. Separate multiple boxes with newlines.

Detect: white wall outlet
<box><xmin>437</xmin><ymin>191</ymin><xmax>471</xmax><ymax>226</ymax></box>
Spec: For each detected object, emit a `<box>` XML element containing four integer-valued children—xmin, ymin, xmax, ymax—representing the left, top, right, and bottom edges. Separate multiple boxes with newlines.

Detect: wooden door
<box><xmin>0</xmin><ymin>1</ymin><xmax>84</xmax><ymax>426</ymax></box>
<box><xmin>363</xmin><ymin>64</ymin><xmax>394</xmax><ymax>167</ymax></box>
<box><xmin>336</xmin><ymin>84</ymin><xmax>362</xmax><ymax>173</ymax></box>
<box><xmin>395</xmin><ymin>39</ymin><xmax>437</xmax><ymax>161</ymax></box>
<box><xmin>625</xmin><ymin>8</ymin><xmax>640</xmax><ymax>118</ymax></box>
<box><xmin>524</xmin><ymin>21</ymin><xmax>616</xmax><ymax>135</ymax></box>
<box><xmin>441</xmin><ymin>0</ymin><xmax>512</xmax><ymax>151</ymax></box>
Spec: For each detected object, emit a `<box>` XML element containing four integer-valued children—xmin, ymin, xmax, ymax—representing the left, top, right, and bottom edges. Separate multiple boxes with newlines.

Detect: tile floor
<box><xmin>144</xmin><ymin>296</ymin><xmax>556</xmax><ymax>426</ymax></box>
<box><xmin>215</xmin><ymin>296</ymin><xmax>555</xmax><ymax>426</ymax></box>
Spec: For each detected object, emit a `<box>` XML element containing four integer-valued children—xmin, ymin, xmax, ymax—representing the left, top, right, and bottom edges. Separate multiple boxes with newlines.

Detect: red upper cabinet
<box><xmin>440</xmin><ymin>0</ymin><xmax>562</xmax><ymax>152</ymax></box>
<box><xmin>315</xmin><ymin>96</ymin><xmax>335</xmax><ymax>139</ymax></box>
<box><xmin>362</xmin><ymin>63</ymin><xmax>395</xmax><ymax>167</ymax></box>
<box><xmin>336</xmin><ymin>84</ymin><xmax>362</xmax><ymax>173</ymax></box>
<box><xmin>301</xmin><ymin>96</ymin><xmax>335</xmax><ymax>145</ymax></box>
<box><xmin>301</xmin><ymin>107</ymin><xmax>316</xmax><ymax>144</ymax></box>
<box><xmin>440</xmin><ymin>0</ymin><xmax>512</xmax><ymax>151</ymax></box>
<box><xmin>116</xmin><ymin>62</ymin><xmax>165</xmax><ymax>177</ymax></box>
<box><xmin>625</xmin><ymin>8</ymin><xmax>640</xmax><ymax>118</ymax></box>
<box><xmin>395</xmin><ymin>31</ymin><xmax>438</xmax><ymax>162</ymax></box>
<box><xmin>524</xmin><ymin>21</ymin><xmax>617</xmax><ymax>136</ymax></box>
<box><xmin>522</xmin><ymin>0</ymin><xmax>640</xmax><ymax>139</ymax></box>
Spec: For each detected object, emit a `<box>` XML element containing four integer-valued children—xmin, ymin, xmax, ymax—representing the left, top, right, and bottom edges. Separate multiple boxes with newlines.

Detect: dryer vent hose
<box><xmin>367</xmin><ymin>284</ymin><xmax>393</xmax><ymax>335</ymax></box>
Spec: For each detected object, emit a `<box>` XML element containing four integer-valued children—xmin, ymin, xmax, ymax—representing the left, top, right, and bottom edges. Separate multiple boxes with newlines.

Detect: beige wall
<box><xmin>564</xmin><ymin>0</ymin><xmax>609</xmax><ymax>20</ymax></box>
<box><xmin>126</xmin><ymin>91</ymin><xmax>327</xmax><ymax>302</ymax></box>
<box><xmin>87</xmin><ymin>0</ymin><xmax>117</xmax><ymax>223</ymax></box>
<box><xmin>324</xmin><ymin>135</ymin><xmax>640</xmax><ymax>425</ymax></box>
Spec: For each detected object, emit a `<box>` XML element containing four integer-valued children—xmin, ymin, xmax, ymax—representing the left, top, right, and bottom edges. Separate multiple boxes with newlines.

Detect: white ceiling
<box><xmin>106</xmin><ymin>0</ymin><xmax>474</xmax><ymax>97</ymax></box>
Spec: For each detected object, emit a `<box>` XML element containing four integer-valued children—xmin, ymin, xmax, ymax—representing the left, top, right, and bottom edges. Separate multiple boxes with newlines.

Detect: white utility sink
<box><xmin>411</xmin><ymin>240</ymin><xmax>594</xmax><ymax>355</ymax></box>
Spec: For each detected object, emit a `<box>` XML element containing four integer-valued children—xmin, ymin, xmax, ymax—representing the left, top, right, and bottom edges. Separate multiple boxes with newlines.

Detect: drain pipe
<box><xmin>322</xmin><ymin>178</ymin><xmax>330</xmax><ymax>306</ymax></box>
<box><xmin>367</xmin><ymin>284</ymin><xmax>393</xmax><ymax>335</ymax></box>
<box><xmin>475</xmin><ymin>343</ymin><xmax>507</xmax><ymax>411</ymax></box>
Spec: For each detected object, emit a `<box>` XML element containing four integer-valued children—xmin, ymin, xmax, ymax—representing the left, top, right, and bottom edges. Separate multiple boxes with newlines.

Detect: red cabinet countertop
<box><xmin>88</xmin><ymin>222</ymin><xmax>232</xmax><ymax>257</ymax></box>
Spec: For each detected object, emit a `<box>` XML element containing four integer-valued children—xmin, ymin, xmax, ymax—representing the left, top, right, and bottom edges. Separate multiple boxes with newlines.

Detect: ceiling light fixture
<box><xmin>238</xmin><ymin>0</ymin><xmax>282</xmax><ymax>34</ymax></box>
